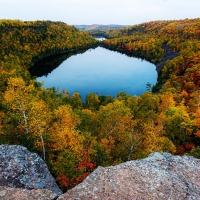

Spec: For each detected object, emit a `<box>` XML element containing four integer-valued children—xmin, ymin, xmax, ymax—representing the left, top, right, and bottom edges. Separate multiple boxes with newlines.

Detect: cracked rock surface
<box><xmin>0</xmin><ymin>145</ymin><xmax>62</xmax><ymax>198</ymax></box>
<box><xmin>58</xmin><ymin>152</ymin><xmax>200</xmax><ymax>200</ymax></box>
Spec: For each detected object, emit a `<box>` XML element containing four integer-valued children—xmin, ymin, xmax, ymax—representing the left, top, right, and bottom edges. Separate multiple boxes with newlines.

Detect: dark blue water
<box><xmin>37</xmin><ymin>47</ymin><xmax>157</xmax><ymax>99</ymax></box>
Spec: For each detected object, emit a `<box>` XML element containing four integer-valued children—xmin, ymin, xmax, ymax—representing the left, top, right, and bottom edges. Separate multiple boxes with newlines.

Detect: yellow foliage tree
<box><xmin>4</xmin><ymin>77</ymin><xmax>35</xmax><ymax>134</ymax></box>
<box><xmin>3</xmin><ymin>77</ymin><xmax>51</xmax><ymax>158</ymax></box>
<box><xmin>49</xmin><ymin>105</ymin><xmax>82</xmax><ymax>155</ymax></box>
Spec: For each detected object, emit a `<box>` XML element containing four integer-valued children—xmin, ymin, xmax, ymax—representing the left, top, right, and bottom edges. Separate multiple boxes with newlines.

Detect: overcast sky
<box><xmin>0</xmin><ymin>0</ymin><xmax>199</xmax><ymax>25</ymax></box>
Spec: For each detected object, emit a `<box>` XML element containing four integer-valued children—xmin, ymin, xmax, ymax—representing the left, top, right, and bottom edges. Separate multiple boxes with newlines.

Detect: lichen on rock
<box><xmin>0</xmin><ymin>186</ymin><xmax>57</xmax><ymax>200</ymax></box>
<box><xmin>0</xmin><ymin>145</ymin><xmax>62</xmax><ymax>198</ymax></box>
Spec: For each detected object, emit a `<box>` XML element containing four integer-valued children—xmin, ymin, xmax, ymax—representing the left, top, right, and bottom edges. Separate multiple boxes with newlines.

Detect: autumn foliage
<box><xmin>0</xmin><ymin>19</ymin><xmax>200</xmax><ymax>190</ymax></box>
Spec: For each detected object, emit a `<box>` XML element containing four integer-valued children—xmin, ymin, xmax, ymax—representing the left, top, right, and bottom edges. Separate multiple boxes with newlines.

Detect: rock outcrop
<box><xmin>58</xmin><ymin>152</ymin><xmax>200</xmax><ymax>200</ymax></box>
<box><xmin>156</xmin><ymin>44</ymin><xmax>179</xmax><ymax>72</ymax></box>
<box><xmin>0</xmin><ymin>186</ymin><xmax>57</xmax><ymax>200</ymax></box>
<box><xmin>1</xmin><ymin>145</ymin><xmax>200</xmax><ymax>199</ymax></box>
<box><xmin>0</xmin><ymin>145</ymin><xmax>62</xmax><ymax>198</ymax></box>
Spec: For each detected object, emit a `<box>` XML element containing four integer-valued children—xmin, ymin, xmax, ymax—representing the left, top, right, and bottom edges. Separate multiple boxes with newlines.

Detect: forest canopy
<box><xmin>0</xmin><ymin>18</ymin><xmax>200</xmax><ymax>191</ymax></box>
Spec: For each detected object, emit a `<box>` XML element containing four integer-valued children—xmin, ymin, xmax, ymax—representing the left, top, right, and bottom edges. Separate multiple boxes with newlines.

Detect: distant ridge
<box><xmin>74</xmin><ymin>24</ymin><xmax>128</xmax><ymax>30</ymax></box>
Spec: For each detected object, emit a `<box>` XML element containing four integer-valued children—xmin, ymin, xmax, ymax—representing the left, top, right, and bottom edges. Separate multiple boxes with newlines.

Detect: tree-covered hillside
<box><xmin>100</xmin><ymin>18</ymin><xmax>200</xmax><ymax>94</ymax></box>
<box><xmin>0</xmin><ymin>20</ymin><xmax>97</xmax><ymax>91</ymax></box>
<box><xmin>0</xmin><ymin>19</ymin><xmax>200</xmax><ymax>191</ymax></box>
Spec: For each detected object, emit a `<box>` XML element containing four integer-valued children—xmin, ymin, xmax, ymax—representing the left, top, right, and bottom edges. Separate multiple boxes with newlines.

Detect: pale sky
<box><xmin>0</xmin><ymin>0</ymin><xmax>199</xmax><ymax>25</ymax></box>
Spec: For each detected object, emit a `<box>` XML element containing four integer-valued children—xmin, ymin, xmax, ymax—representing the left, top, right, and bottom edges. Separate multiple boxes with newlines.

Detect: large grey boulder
<box><xmin>0</xmin><ymin>145</ymin><xmax>62</xmax><ymax>198</ymax></box>
<box><xmin>58</xmin><ymin>152</ymin><xmax>200</xmax><ymax>200</ymax></box>
<box><xmin>0</xmin><ymin>186</ymin><xmax>57</xmax><ymax>200</ymax></box>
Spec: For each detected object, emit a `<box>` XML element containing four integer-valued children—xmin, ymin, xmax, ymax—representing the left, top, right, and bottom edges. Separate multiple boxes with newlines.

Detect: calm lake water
<box><xmin>37</xmin><ymin>47</ymin><xmax>157</xmax><ymax>100</ymax></box>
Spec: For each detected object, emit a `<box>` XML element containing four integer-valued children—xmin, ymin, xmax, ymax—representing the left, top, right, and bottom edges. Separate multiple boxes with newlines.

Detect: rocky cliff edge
<box><xmin>58</xmin><ymin>152</ymin><xmax>200</xmax><ymax>200</ymax></box>
<box><xmin>0</xmin><ymin>145</ymin><xmax>200</xmax><ymax>199</ymax></box>
<box><xmin>0</xmin><ymin>145</ymin><xmax>62</xmax><ymax>199</ymax></box>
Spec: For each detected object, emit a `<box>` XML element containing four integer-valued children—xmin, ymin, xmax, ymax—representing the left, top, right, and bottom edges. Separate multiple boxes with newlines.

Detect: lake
<box><xmin>37</xmin><ymin>47</ymin><xmax>157</xmax><ymax>100</ymax></box>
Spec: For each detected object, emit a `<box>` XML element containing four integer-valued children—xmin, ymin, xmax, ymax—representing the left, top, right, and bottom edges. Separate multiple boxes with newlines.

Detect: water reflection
<box><xmin>36</xmin><ymin>47</ymin><xmax>157</xmax><ymax>100</ymax></box>
<box><xmin>95</xmin><ymin>37</ymin><xmax>106</xmax><ymax>41</ymax></box>
<box><xmin>30</xmin><ymin>48</ymin><xmax>91</xmax><ymax>77</ymax></box>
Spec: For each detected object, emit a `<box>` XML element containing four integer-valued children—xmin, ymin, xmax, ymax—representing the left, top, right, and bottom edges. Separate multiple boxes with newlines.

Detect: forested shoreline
<box><xmin>0</xmin><ymin>19</ymin><xmax>200</xmax><ymax>191</ymax></box>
